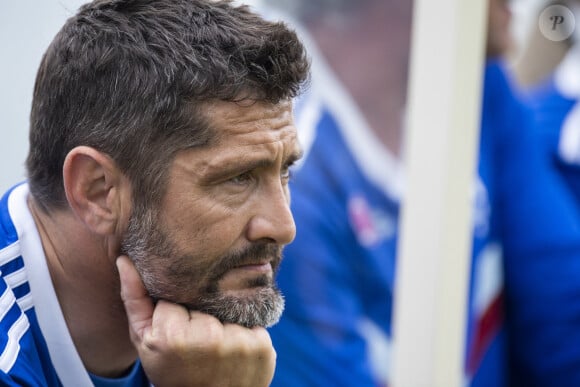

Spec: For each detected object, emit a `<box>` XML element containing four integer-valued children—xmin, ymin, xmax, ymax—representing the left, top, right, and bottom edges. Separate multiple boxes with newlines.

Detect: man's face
<box><xmin>121</xmin><ymin>99</ymin><xmax>301</xmax><ymax>328</ymax></box>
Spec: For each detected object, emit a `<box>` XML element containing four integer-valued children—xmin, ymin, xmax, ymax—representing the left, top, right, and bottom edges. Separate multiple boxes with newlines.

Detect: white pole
<box><xmin>391</xmin><ymin>0</ymin><xmax>488</xmax><ymax>386</ymax></box>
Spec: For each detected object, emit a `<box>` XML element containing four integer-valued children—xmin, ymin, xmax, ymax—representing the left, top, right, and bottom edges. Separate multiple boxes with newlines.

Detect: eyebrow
<box><xmin>286</xmin><ymin>147</ymin><xmax>304</xmax><ymax>167</ymax></box>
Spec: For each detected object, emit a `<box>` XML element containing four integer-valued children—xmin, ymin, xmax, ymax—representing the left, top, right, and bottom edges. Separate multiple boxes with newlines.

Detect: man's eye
<box><xmin>229</xmin><ymin>172</ymin><xmax>253</xmax><ymax>185</ymax></box>
<box><xmin>281</xmin><ymin>166</ymin><xmax>294</xmax><ymax>182</ymax></box>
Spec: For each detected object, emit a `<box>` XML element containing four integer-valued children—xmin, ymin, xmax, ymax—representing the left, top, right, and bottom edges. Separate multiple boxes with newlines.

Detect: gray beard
<box><xmin>121</xmin><ymin>206</ymin><xmax>285</xmax><ymax>328</ymax></box>
<box><xmin>195</xmin><ymin>287</ymin><xmax>285</xmax><ymax>328</ymax></box>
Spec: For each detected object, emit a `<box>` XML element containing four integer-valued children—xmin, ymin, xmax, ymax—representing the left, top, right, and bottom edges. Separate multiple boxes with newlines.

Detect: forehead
<box><xmin>201</xmin><ymin>99</ymin><xmax>297</xmax><ymax>143</ymax></box>
<box><xmin>174</xmin><ymin>99</ymin><xmax>301</xmax><ymax>176</ymax></box>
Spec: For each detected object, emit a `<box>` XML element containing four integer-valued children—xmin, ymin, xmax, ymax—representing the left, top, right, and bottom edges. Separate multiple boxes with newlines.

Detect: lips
<box><xmin>217</xmin><ymin>261</ymin><xmax>274</xmax><ymax>292</ymax></box>
<box><xmin>233</xmin><ymin>261</ymin><xmax>272</xmax><ymax>272</ymax></box>
<box><xmin>208</xmin><ymin>244</ymin><xmax>282</xmax><ymax>284</ymax></box>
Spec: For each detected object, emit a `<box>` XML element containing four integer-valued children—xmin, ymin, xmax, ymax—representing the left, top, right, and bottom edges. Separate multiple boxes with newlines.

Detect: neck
<box><xmin>28</xmin><ymin>197</ymin><xmax>137</xmax><ymax>377</ymax></box>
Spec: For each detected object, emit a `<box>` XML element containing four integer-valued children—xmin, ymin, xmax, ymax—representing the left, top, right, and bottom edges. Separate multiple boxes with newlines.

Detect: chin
<box><xmin>194</xmin><ymin>286</ymin><xmax>285</xmax><ymax>328</ymax></box>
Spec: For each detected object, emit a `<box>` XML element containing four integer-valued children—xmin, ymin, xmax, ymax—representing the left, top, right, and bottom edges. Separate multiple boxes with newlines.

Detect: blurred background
<box><xmin>1</xmin><ymin>1</ymin><xmax>578</xmax><ymax>386</ymax></box>
<box><xmin>0</xmin><ymin>0</ymin><xmax>552</xmax><ymax>192</ymax></box>
<box><xmin>0</xmin><ymin>0</ymin><xmax>88</xmax><ymax>192</ymax></box>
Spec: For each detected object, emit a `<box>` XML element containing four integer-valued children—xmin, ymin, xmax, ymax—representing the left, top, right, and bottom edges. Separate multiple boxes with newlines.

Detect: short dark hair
<box><xmin>26</xmin><ymin>0</ymin><xmax>310</xmax><ymax>211</ymax></box>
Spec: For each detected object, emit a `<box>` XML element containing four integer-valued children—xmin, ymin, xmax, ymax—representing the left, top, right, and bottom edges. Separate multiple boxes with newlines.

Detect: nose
<box><xmin>246</xmin><ymin>182</ymin><xmax>296</xmax><ymax>245</ymax></box>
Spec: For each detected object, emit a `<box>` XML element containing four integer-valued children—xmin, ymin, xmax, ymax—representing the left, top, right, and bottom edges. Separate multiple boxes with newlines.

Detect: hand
<box><xmin>116</xmin><ymin>255</ymin><xmax>276</xmax><ymax>387</ymax></box>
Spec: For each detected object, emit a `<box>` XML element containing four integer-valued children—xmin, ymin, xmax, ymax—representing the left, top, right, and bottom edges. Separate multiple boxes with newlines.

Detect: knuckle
<box><xmin>141</xmin><ymin>330</ymin><xmax>163</xmax><ymax>353</ymax></box>
<box><xmin>252</xmin><ymin>327</ymin><xmax>274</xmax><ymax>349</ymax></box>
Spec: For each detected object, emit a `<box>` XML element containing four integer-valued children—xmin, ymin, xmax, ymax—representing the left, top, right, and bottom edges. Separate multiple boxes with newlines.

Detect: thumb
<box><xmin>116</xmin><ymin>255</ymin><xmax>154</xmax><ymax>342</ymax></box>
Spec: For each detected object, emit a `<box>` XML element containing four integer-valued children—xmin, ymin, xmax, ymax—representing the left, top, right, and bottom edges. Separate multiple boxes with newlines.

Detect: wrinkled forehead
<box><xmin>171</xmin><ymin>98</ymin><xmax>302</xmax><ymax>180</ymax></box>
<box><xmin>199</xmin><ymin>99</ymin><xmax>297</xmax><ymax>144</ymax></box>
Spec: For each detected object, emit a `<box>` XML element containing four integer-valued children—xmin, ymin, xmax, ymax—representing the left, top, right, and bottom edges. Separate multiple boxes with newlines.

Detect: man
<box><xmin>508</xmin><ymin>1</ymin><xmax>580</xmax><ymax>385</ymax></box>
<box><xmin>0</xmin><ymin>0</ymin><xmax>309</xmax><ymax>385</ymax></box>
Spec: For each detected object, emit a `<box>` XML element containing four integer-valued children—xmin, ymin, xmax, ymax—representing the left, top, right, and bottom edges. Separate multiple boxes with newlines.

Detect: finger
<box><xmin>116</xmin><ymin>255</ymin><xmax>154</xmax><ymax>342</ymax></box>
<box><xmin>149</xmin><ymin>300</ymin><xmax>195</xmax><ymax>344</ymax></box>
<box><xmin>221</xmin><ymin>325</ymin><xmax>276</xmax><ymax>386</ymax></box>
<box><xmin>220</xmin><ymin>324</ymin><xmax>275</xmax><ymax>362</ymax></box>
<box><xmin>249</xmin><ymin>327</ymin><xmax>276</xmax><ymax>386</ymax></box>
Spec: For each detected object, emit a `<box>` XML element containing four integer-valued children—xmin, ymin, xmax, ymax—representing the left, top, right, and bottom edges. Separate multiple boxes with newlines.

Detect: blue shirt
<box><xmin>0</xmin><ymin>183</ymin><xmax>148</xmax><ymax>386</ymax></box>
<box><xmin>509</xmin><ymin>43</ymin><xmax>580</xmax><ymax>387</ymax></box>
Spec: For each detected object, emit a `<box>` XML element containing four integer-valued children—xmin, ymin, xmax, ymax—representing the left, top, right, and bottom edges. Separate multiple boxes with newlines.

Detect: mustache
<box><xmin>208</xmin><ymin>243</ymin><xmax>283</xmax><ymax>283</ymax></box>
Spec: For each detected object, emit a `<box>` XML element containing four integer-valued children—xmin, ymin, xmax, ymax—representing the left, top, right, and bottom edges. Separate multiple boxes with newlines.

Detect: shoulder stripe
<box><xmin>558</xmin><ymin>103</ymin><xmax>580</xmax><ymax>165</ymax></box>
<box><xmin>0</xmin><ymin>313</ymin><xmax>30</xmax><ymax>373</ymax></box>
<box><xmin>4</xmin><ymin>269</ymin><xmax>27</xmax><ymax>290</ymax></box>
<box><xmin>0</xmin><ymin>243</ymin><xmax>20</xmax><ymax>267</ymax></box>
<box><xmin>0</xmin><ymin>288</ymin><xmax>16</xmax><ymax>323</ymax></box>
<box><xmin>16</xmin><ymin>293</ymin><xmax>33</xmax><ymax>313</ymax></box>
<box><xmin>554</xmin><ymin>42</ymin><xmax>580</xmax><ymax>98</ymax></box>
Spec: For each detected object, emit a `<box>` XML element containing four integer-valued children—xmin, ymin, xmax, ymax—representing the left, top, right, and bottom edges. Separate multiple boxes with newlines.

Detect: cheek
<box><xmin>162</xmin><ymin>174</ymin><xmax>255</xmax><ymax>252</ymax></box>
<box><xmin>164</xmin><ymin>199</ymin><xmax>249</xmax><ymax>256</ymax></box>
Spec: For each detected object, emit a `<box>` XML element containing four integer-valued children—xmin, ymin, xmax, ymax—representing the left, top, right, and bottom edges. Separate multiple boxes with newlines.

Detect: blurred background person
<box><xmin>258</xmin><ymin>0</ymin><xmax>580</xmax><ymax>385</ymax></box>
<box><xmin>257</xmin><ymin>0</ymin><xmax>542</xmax><ymax>385</ymax></box>
<box><xmin>520</xmin><ymin>0</ymin><xmax>580</xmax><ymax>199</ymax></box>
<box><xmin>513</xmin><ymin>0</ymin><xmax>578</xmax><ymax>87</ymax></box>
<box><xmin>263</xmin><ymin>0</ymin><xmax>408</xmax><ymax>385</ymax></box>
<box><xmin>504</xmin><ymin>1</ymin><xmax>580</xmax><ymax>385</ymax></box>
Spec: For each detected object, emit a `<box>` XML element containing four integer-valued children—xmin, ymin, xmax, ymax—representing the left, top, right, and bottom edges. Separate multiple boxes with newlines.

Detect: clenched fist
<box><xmin>116</xmin><ymin>255</ymin><xmax>276</xmax><ymax>387</ymax></box>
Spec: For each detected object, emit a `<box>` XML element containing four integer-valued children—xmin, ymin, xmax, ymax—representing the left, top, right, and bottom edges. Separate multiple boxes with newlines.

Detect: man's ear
<box><xmin>63</xmin><ymin>146</ymin><xmax>129</xmax><ymax>235</ymax></box>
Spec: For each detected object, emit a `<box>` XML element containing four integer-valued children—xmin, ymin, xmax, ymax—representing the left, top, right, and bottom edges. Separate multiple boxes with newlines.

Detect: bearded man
<box><xmin>0</xmin><ymin>0</ymin><xmax>309</xmax><ymax>385</ymax></box>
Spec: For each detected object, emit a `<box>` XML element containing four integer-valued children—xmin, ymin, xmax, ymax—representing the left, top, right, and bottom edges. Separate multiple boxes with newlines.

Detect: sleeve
<box><xmin>0</xmin><ymin>280</ymin><xmax>52</xmax><ymax>386</ymax></box>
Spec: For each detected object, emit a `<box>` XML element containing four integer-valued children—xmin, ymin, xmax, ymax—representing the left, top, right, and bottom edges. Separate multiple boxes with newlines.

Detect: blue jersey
<box><xmin>508</xmin><ymin>43</ymin><xmax>580</xmax><ymax>386</ymax></box>
<box><xmin>0</xmin><ymin>183</ymin><xmax>148</xmax><ymax>386</ymax></box>
<box><xmin>268</xmin><ymin>59</ymin><xmax>531</xmax><ymax>386</ymax></box>
<box><xmin>476</xmin><ymin>60</ymin><xmax>580</xmax><ymax>387</ymax></box>
<box><xmin>526</xmin><ymin>43</ymin><xmax>580</xmax><ymax>204</ymax></box>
